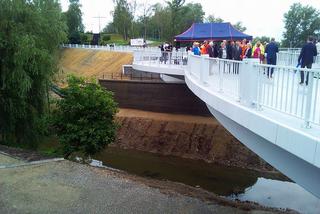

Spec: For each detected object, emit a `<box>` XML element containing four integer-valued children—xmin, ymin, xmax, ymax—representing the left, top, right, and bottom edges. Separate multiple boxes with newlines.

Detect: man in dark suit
<box><xmin>298</xmin><ymin>36</ymin><xmax>318</xmax><ymax>85</ymax></box>
<box><xmin>265</xmin><ymin>38</ymin><xmax>279</xmax><ymax>78</ymax></box>
<box><xmin>226</xmin><ymin>41</ymin><xmax>234</xmax><ymax>60</ymax></box>
<box><xmin>232</xmin><ymin>41</ymin><xmax>242</xmax><ymax>61</ymax></box>
<box><xmin>232</xmin><ymin>41</ymin><xmax>242</xmax><ymax>74</ymax></box>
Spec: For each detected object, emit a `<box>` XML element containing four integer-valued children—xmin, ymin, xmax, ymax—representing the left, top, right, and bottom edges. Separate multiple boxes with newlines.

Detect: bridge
<box><xmin>62</xmin><ymin>44</ymin><xmax>320</xmax><ymax>198</ymax></box>
<box><xmin>132</xmin><ymin>49</ymin><xmax>320</xmax><ymax>198</ymax></box>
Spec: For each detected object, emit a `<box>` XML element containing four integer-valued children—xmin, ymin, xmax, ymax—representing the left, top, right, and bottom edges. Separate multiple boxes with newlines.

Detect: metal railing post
<box><xmin>239</xmin><ymin>58</ymin><xmax>260</xmax><ymax>107</ymax></box>
<box><xmin>304</xmin><ymin>71</ymin><xmax>314</xmax><ymax>128</ymax></box>
<box><xmin>219</xmin><ymin>61</ymin><xmax>223</xmax><ymax>92</ymax></box>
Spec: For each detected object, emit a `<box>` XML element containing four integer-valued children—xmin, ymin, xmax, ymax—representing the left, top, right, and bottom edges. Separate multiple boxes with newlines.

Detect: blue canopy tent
<box><xmin>175</xmin><ymin>22</ymin><xmax>252</xmax><ymax>41</ymax></box>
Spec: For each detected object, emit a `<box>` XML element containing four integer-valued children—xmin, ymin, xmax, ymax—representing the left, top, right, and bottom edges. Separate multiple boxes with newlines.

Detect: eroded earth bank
<box><xmin>113</xmin><ymin>109</ymin><xmax>276</xmax><ymax>173</ymax></box>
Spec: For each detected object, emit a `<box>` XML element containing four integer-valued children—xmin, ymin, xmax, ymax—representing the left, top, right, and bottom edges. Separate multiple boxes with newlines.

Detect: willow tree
<box><xmin>0</xmin><ymin>0</ymin><xmax>67</xmax><ymax>147</ymax></box>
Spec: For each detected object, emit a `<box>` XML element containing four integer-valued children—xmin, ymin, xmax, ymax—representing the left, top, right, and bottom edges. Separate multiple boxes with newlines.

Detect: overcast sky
<box><xmin>60</xmin><ymin>0</ymin><xmax>320</xmax><ymax>40</ymax></box>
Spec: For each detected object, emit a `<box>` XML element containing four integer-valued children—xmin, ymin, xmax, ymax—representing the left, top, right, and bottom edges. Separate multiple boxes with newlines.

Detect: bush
<box><xmin>52</xmin><ymin>76</ymin><xmax>118</xmax><ymax>158</ymax></box>
<box><xmin>102</xmin><ymin>35</ymin><xmax>111</xmax><ymax>41</ymax></box>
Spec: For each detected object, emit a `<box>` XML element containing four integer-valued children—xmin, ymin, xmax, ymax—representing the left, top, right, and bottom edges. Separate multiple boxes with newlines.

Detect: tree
<box><xmin>282</xmin><ymin>3</ymin><xmax>320</xmax><ymax>48</ymax></box>
<box><xmin>205</xmin><ymin>15</ymin><xmax>224</xmax><ymax>23</ymax></box>
<box><xmin>179</xmin><ymin>3</ymin><xmax>205</xmax><ymax>31</ymax></box>
<box><xmin>52</xmin><ymin>76</ymin><xmax>118</xmax><ymax>158</ymax></box>
<box><xmin>167</xmin><ymin>0</ymin><xmax>186</xmax><ymax>41</ymax></box>
<box><xmin>64</xmin><ymin>0</ymin><xmax>84</xmax><ymax>44</ymax></box>
<box><xmin>0</xmin><ymin>0</ymin><xmax>67</xmax><ymax>147</ymax></box>
<box><xmin>233</xmin><ymin>22</ymin><xmax>247</xmax><ymax>32</ymax></box>
<box><xmin>112</xmin><ymin>0</ymin><xmax>133</xmax><ymax>40</ymax></box>
<box><xmin>140</xmin><ymin>2</ymin><xmax>153</xmax><ymax>40</ymax></box>
<box><xmin>103</xmin><ymin>22</ymin><xmax>116</xmax><ymax>34</ymax></box>
<box><xmin>149</xmin><ymin>3</ymin><xmax>171</xmax><ymax>41</ymax></box>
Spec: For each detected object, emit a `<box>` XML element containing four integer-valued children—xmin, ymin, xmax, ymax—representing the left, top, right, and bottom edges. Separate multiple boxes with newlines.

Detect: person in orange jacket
<box><xmin>201</xmin><ymin>40</ymin><xmax>209</xmax><ymax>55</ymax></box>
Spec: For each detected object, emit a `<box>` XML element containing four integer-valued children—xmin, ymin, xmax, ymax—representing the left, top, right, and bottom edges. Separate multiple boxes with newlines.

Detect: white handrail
<box><xmin>187</xmin><ymin>53</ymin><xmax>320</xmax><ymax>127</ymax></box>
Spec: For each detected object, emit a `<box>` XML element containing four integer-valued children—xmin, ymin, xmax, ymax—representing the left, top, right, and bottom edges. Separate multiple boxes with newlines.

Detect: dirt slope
<box><xmin>114</xmin><ymin>109</ymin><xmax>275</xmax><ymax>172</ymax></box>
<box><xmin>59</xmin><ymin>48</ymin><xmax>133</xmax><ymax>78</ymax></box>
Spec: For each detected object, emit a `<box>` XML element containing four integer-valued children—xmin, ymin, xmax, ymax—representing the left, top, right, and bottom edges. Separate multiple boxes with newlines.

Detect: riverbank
<box><xmin>0</xmin><ymin>151</ymin><xmax>295</xmax><ymax>213</ymax></box>
<box><xmin>114</xmin><ymin>109</ymin><xmax>277</xmax><ymax>173</ymax></box>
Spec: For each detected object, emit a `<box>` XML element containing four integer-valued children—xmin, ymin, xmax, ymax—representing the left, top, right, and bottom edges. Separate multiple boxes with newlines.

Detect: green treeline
<box><xmin>106</xmin><ymin>1</ymin><xmax>320</xmax><ymax>47</ymax></box>
<box><xmin>106</xmin><ymin>0</ymin><xmax>246</xmax><ymax>42</ymax></box>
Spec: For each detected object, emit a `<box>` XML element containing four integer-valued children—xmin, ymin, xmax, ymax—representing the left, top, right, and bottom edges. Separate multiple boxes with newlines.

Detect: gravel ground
<box><xmin>0</xmin><ymin>155</ymin><xmax>291</xmax><ymax>214</ymax></box>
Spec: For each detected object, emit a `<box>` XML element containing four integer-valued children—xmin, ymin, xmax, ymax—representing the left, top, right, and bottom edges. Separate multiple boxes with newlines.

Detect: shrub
<box><xmin>102</xmin><ymin>35</ymin><xmax>111</xmax><ymax>41</ymax></box>
<box><xmin>52</xmin><ymin>76</ymin><xmax>118</xmax><ymax>158</ymax></box>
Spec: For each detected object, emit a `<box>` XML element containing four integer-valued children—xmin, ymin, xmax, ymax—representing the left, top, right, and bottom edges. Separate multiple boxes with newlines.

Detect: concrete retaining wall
<box><xmin>99</xmin><ymin>79</ymin><xmax>211</xmax><ymax>116</ymax></box>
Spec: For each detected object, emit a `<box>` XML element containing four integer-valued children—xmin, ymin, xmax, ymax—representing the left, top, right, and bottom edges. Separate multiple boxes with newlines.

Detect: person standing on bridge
<box><xmin>207</xmin><ymin>41</ymin><xmax>214</xmax><ymax>58</ymax></box>
<box><xmin>298</xmin><ymin>36</ymin><xmax>318</xmax><ymax>85</ymax></box>
<box><xmin>265</xmin><ymin>38</ymin><xmax>279</xmax><ymax>78</ymax></box>
<box><xmin>192</xmin><ymin>42</ymin><xmax>201</xmax><ymax>56</ymax></box>
<box><xmin>244</xmin><ymin>43</ymin><xmax>252</xmax><ymax>59</ymax></box>
<box><xmin>232</xmin><ymin>41</ymin><xmax>242</xmax><ymax>61</ymax></box>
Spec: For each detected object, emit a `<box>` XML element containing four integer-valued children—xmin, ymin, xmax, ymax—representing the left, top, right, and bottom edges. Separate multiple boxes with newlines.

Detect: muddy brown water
<box><xmin>93</xmin><ymin>147</ymin><xmax>320</xmax><ymax>214</ymax></box>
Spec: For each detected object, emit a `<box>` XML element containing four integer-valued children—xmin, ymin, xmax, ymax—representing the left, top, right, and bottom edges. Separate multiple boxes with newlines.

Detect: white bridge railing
<box><xmin>133</xmin><ymin>50</ymin><xmax>188</xmax><ymax>67</ymax></box>
<box><xmin>187</xmin><ymin>54</ymin><xmax>320</xmax><ymax>127</ymax></box>
<box><xmin>277</xmin><ymin>51</ymin><xmax>320</xmax><ymax>67</ymax></box>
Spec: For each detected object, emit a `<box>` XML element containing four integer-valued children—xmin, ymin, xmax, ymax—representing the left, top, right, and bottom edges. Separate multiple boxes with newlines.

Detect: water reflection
<box><xmin>230</xmin><ymin>178</ymin><xmax>320</xmax><ymax>214</ymax></box>
<box><xmin>94</xmin><ymin>147</ymin><xmax>284</xmax><ymax>196</ymax></box>
<box><xmin>93</xmin><ymin>147</ymin><xmax>320</xmax><ymax>213</ymax></box>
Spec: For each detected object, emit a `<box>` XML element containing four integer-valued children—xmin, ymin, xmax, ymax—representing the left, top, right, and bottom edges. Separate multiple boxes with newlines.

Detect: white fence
<box><xmin>61</xmin><ymin>44</ymin><xmax>159</xmax><ymax>52</ymax></box>
<box><xmin>277</xmin><ymin>51</ymin><xmax>320</xmax><ymax>67</ymax></box>
<box><xmin>187</xmin><ymin>54</ymin><xmax>320</xmax><ymax>127</ymax></box>
<box><xmin>133</xmin><ymin>50</ymin><xmax>188</xmax><ymax>67</ymax></box>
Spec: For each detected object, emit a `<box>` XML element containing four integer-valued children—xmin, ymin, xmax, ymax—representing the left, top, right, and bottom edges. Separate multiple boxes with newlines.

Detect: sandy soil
<box><xmin>117</xmin><ymin>108</ymin><xmax>216</xmax><ymax>124</ymax></box>
<box><xmin>58</xmin><ymin>48</ymin><xmax>133</xmax><ymax>81</ymax></box>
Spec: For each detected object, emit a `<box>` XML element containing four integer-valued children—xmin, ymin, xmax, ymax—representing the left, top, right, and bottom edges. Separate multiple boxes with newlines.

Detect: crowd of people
<box><xmin>158</xmin><ymin>37</ymin><xmax>318</xmax><ymax>84</ymax></box>
<box><xmin>190</xmin><ymin>37</ymin><xmax>318</xmax><ymax>82</ymax></box>
<box><xmin>189</xmin><ymin>39</ymin><xmax>279</xmax><ymax>78</ymax></box>
<box><xmin>190</xmin><ymin>39</ymin><xmax>277</xmax><ymax>63</ymax></box>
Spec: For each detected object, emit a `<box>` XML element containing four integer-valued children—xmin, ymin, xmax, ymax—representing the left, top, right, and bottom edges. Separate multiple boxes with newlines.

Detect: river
<box><xmin>93</xmin><ymin>147</ymin><xmax>320</xmax><ymax>214</ymax></box>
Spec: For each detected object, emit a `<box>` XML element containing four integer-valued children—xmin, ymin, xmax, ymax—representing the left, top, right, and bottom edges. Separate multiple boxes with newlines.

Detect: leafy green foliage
<box><xmin>0</xmin><ymin>0</ymin><xmax>67</xmax><ymax>147</ymax></box>
<box><xmin>282</xmin><ymin>3</ymin><xmax>320</xmax><ymax>48</ymax></box>
<box><xmin>205</xmin><ymin>15</ymin><xmax>224</xmax><ymax>23</ymax></box>
<box><xmin>64</xmin><ymin>0</ymin><xmax>84</xmax><ymax>43</ymax></box>
<box><xmin>205</xmin><ymin>16</ymin><xmax>247</xmax><ymax>33</ymax></box>
<box><xmin>52</xmin><ymin>76</ymin><xmax>118</xmax><ymax>157</ymax></box>
<box><xmin>80</xmin><ymin>32</ymin><xmax>92</xmax><ymax>45</ymax></box>
<box><xmin>107</xmin><ymin>0</ymin><xmax>206</xmax><ymax>42</ymax></box>
<box><xmin>99</xmin><ymin>34</ymin><xmax>111</xmax><ymax>45</ymax></box>
<box><xmin>112</xmin><ymin>0</ymin><xmax>133</xmax><ymax>40</ymax></box>
<box><xmin>233</xmin><ymin>22</ymin><xmax>247</xmax><ymax>33</ymax></box>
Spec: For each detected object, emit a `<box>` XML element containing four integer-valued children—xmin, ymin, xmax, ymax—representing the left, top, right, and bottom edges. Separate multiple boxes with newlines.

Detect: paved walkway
<box><xmin>0</xmin><ymin>153</ymin><xmax>284</xmax><ymax>214</ymax></box>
